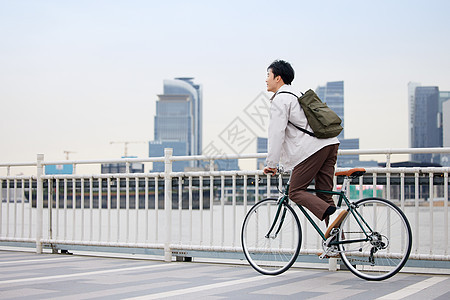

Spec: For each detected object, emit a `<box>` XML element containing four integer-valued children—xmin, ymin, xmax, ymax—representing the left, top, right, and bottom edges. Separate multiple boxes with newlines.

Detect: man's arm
<box><xmin>265</xmin><ymin>96</ymin><xmax>289</xmax><ymax>173</ymax></box>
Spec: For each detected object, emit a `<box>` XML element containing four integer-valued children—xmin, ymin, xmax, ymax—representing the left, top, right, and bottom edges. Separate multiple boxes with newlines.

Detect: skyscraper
<box><xmin>411</xmin><ymin>86</ymin><xmax>440</xmax><ymax>163</ymax></box>
<box><xmin>316</xmin><ymin>81</ymin><xmax>344</xmax><ymax>139</ymax></box>
<box><xmin>150</xmin><ymin>78</ymin><xmax>203</xmax><ymax>171</ymax></box>
<box><xmin>408</xmin><ymin>82</ymin><xmax>421</xmax><ymax>147</ymax></box>
<box><xmin>163</xmin><ymin>78</ymin><xmax>203</xmax><ymax>156</ymax></box>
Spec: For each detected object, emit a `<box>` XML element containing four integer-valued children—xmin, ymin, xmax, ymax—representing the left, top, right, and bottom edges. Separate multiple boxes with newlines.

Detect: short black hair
<box><xmin>267</xmin><ymin>60</ymin><xmax>295</xmax><ymax>85</ymax></box>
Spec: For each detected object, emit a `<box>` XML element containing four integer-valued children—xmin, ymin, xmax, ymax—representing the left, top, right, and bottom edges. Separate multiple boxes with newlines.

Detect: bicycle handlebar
<box><xmin>269</xmin><ymin>167</ymin><xmax>291</xmax><ymax>176</ymax></box>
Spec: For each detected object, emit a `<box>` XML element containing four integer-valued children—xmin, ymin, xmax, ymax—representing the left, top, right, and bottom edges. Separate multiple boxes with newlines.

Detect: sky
<box><xmin>1</xmin><ymin>0</ymin><xmax>449</xmax><ymax>174</ymax></box>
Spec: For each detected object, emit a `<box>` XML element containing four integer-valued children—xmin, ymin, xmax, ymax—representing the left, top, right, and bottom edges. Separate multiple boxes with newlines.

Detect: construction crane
<box><xmin>63</xmin><ymin>150</ymin><xmax>76</xmax><ymax>160</ymax></box>
<box><xmin>110</xmin><ymin>141</ymin><xmax>146</xmax><ymax>157</ymax></box>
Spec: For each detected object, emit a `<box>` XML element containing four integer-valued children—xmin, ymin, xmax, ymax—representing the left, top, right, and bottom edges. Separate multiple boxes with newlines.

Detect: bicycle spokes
<box><xmin>241</xmin><ymin>198</ymin><xmax>302</xmax><ymax>276</ymax></box>
<box><xmin>337</xmin><ymin>198</ymin><xmax>412</xmax><ymax>281</ymax></box>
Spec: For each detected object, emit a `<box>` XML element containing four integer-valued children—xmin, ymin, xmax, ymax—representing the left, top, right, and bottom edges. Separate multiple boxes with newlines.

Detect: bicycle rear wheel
<box><xmin>241</xmin><ymin>198</ymin><xmax>302</xmax><ymax>275</ymax></box>
<box><xmin>337</xmin><ymin>197</ymin><xmax>412</xmax><ymax>281</ymax></box>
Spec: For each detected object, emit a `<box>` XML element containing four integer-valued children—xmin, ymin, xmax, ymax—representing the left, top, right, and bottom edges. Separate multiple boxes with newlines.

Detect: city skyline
<box><xmin>1</xmin><ymin>1</ymin><xmax>449</xmax><ymax>173</ymax></box>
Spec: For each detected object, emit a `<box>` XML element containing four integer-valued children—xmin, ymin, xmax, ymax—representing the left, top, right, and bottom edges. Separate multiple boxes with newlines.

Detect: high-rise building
<box><xmin>411</xmin><ymin>86</ymin><xmax>440</xmax><ymax>163</ymax></box>
<box><xmin>316</xmin><ymin>81</ymin><xmax>344</xmax><ymax>139</ymax></box>
<box><xmin>150</xmin><ymin>78</ymin><xmax>203</xmax><ymax>171</ymax></box>
<box><xmin>408</xmin><ymin>82</ymin><xmax>421</xmax><ymax>148</ymax></box>
<box><xmin>163</xmin><ymin>78</ymin><xmax>202</xmax><ymax>157</ymax></box>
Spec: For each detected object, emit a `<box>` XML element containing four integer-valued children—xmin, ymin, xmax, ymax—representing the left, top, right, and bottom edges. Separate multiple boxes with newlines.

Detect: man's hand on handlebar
<box><xmin>263</xmin><ymin>167</ymin><xmax>277</xmax><ymax>176</ymax></box>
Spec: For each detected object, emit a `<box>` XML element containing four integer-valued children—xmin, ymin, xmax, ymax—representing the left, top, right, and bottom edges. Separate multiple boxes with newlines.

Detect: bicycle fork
<box><xmin>265</xmin><ymin>197</ymin><xmax>288</xmax><ymax>239</ymax></box>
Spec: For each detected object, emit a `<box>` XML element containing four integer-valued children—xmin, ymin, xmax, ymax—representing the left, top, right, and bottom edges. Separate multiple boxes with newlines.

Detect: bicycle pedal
<box><xmin>317</xmin><ymin>251</ymin><xmax>339</xmax><ymax>259</ymax></box>
<box><xmin>324</xmin><ymin>233</ymin><xmax>338</xmax><ymax>248</ymax></box>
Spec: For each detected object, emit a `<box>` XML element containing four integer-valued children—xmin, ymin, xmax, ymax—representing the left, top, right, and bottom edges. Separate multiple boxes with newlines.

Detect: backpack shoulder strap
<box><xmin>277</xmin><ymin>91</ymin><xmax>301</xmax><ymax>97</ymax></box>
<box><xmin>275</xmin><ymin>91</ymin><xmax>315</xmax><ymax>137</ymax></box>
<box><xmin>288</xmin><ymin>121</ymin><xmax>315</xmax><ymax>137</ymax></box>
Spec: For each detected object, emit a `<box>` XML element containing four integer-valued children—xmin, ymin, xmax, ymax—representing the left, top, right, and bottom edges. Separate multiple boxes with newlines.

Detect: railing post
<box><xmin>386</xmin><ymin>153</ymin><xmax>391</xmax><ymax>168</ymax></box>
<box><xmin>36</xmin><ymin>154</ymin><xmax>44</xmax><ymax>254</ymax></box>
<box><xmin>164</xmin><ymin>148</ymin><xmax>173</xmax><ymax>262</ymax></box>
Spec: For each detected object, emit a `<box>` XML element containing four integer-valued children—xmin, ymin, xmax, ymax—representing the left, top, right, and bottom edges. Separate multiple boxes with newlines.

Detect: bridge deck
<box><xmin>0</xmin><ymin>249</ymin><xmax>449</xmax><ymax>299</ymax></box>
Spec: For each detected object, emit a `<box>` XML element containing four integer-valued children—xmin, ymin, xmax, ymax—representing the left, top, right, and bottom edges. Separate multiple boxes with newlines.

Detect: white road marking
<box><xmin>0</xmin><ymin>256</ymin><xmax>80</xmax><ymax>265</ymax></box>
<box><xmin>0</xmin><ymin>263</ymin><xmax>176</xmax><ymax>285</ymax></box>
<box><xmin>126</xmin><ymin>271</ymin><xmax>301</xmax><ymax>300</ymax></box>
<box><xmin>376</xmin><ymin>276</ymin><xmax>448</xmax><ymax>300</ymax></box>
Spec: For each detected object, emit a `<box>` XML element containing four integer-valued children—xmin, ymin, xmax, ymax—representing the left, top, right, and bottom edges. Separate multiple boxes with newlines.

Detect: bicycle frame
<box><xmin>244</xmin><ymin>170</ymin><xmax>412</xmax><ymax>280</ymax></box>
<box><xmin>266</xmin><ymin>174</ymin><xmax>375</xmax><ymax>246</ymax></box>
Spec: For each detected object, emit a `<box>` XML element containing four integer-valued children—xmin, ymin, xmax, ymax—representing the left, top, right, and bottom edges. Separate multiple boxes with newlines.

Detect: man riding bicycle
<box><xmin>263</xmin><ymin>60</ymin><xmax>342</xmax><ymax>228</ymax></box>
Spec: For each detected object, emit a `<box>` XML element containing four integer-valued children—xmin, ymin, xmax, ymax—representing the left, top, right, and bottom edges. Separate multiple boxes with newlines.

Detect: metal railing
<box><xmin>1</xmin><ymin>148</ymin><xmax>449</xmax><ymax>265</ymax></box>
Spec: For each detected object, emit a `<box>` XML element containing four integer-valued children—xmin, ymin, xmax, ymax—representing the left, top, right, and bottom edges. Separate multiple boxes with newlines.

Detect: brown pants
<box><xmin>289</xmin><ymin>144</ymin><xmax>339</xmax><ymax>220</ymax></box>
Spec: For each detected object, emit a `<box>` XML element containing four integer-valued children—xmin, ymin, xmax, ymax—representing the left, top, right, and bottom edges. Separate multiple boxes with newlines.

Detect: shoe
<box><xmin>324</xmin><ymin>209</ymin><xmax>348</xmax><ymax>239</ymax></box>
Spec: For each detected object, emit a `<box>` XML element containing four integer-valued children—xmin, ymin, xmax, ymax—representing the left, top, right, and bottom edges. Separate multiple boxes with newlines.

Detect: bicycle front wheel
<box><xmin>241</xmin><ymin>198</ymin><xmax>302</xmax><ymax>275</ymax></box>
<box><xmin>338</xmin><ymin>197</ymin><xmax>412</xmax><ymax>281</ymax></box>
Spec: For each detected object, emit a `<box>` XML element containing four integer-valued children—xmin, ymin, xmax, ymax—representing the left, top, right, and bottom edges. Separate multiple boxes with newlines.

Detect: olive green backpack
<box><xmin>278</xmin><ymin>89</ymin><xmax>343</xmax><ymax>139</ymax></box>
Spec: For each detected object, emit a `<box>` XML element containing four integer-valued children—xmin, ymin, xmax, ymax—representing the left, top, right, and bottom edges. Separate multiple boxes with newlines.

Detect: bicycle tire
<box><xmin>241</xmin><ymin>198</ymin><xmax>302</xmax><ymax>275</ymax></box>
<box><xmin>337</xmin><ymin>197</ymin><xmax>412</xmax><ymax>281</ymax></box>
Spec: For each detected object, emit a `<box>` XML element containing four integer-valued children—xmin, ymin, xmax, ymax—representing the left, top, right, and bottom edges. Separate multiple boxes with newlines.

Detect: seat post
<box><xmin>340</xmin><ymin>176</ymin><xmax>350</xmax><ymax>194</ymax></box>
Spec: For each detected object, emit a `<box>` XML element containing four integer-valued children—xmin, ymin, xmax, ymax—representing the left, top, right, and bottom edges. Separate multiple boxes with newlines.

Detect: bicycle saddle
<box><xmin>335</xmin><ymin>168</ymin><xmax>366</xmax><ymax>178</ymax></box>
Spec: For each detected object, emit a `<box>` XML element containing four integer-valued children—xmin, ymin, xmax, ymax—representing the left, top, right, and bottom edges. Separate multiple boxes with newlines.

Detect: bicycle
<box><xmin>241</xmin><ymin>168</ymin><xmax>412</xmax><ymax>281</ymax></box>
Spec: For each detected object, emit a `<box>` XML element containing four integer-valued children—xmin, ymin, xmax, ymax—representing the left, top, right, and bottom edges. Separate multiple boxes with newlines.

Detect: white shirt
<box><xmin>266</xmin><ymin>84</ymin><xmax>340</xmax><ymax>170</ymax></box>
